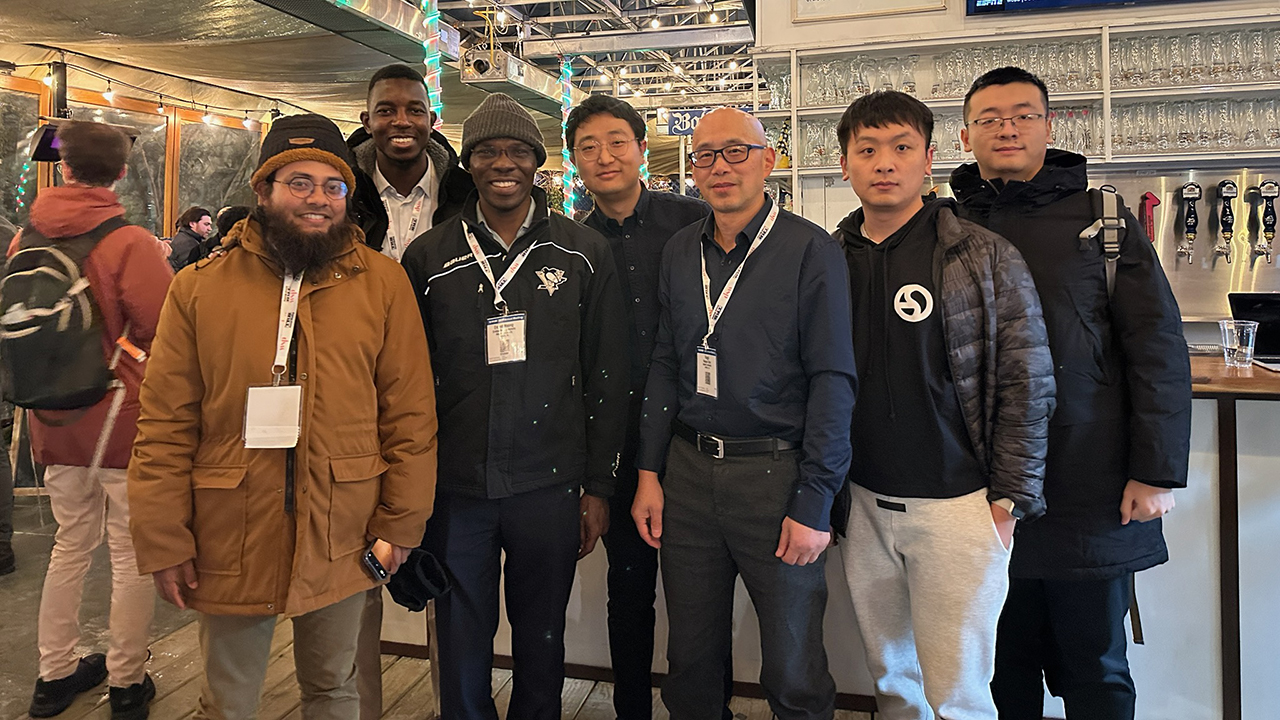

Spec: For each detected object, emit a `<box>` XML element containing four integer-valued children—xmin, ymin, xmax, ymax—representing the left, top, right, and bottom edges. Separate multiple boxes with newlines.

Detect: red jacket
<box><xmin>8</xmin><ymin>186</ymin><xmax>173</xmax><ymax>468</ymax></box>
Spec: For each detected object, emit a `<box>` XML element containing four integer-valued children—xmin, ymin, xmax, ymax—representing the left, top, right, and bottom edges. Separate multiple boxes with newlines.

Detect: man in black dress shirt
<box><xmin>633</xmin><ymin>107</ymin><xmax>857</xmax><ymax>720</ymax></box>
<box><xmin>569</xmin><ymin>96</ymin><xmax>734</xmax><ymax>720</ymax></box>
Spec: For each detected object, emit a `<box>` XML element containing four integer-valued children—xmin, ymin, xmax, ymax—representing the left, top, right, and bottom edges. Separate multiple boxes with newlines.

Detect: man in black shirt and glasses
<box><xmin>633</xmin><ymin>107</ymin><xmax>856</xmax><ymax>720</ymax></box>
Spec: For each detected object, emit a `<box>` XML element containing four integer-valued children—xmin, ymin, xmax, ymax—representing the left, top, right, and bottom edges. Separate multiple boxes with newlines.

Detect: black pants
<box><xmin>604</xmin><ymin>471</ymin><xmax>734</xmax><ymax>720</ymax></box>
<box><xmin>660</xmin><ymin>438</ymin><xmax>835</xmax><ymax>720</ymax></box>
<box><xmin>425</xmin><ymin>483</ymin><xmax>581</xmax><ymax>720</ymax></box>
<box><xmin>992</xmin><ymin>574</ymin><xmax>1136</xmax><ymax>720</ymax></box>
<box><xmin>0</xmin><ymin>417</ymin><xmax>13</xmax><ymax>552</ymax></box>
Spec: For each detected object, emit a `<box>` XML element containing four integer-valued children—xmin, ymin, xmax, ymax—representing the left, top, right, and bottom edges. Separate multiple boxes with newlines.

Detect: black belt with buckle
<box><xmin>672</xmin><ymin>418</ymin><xmax>798</xmax><ymax>459</ymax></box>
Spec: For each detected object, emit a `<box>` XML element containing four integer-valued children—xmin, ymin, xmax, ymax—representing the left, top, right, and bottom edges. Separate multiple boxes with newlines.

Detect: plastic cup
<box><xmin>1219</xmin><ymin>319</ymin><xmax>1258</xmax><ymax>368</ymax></box>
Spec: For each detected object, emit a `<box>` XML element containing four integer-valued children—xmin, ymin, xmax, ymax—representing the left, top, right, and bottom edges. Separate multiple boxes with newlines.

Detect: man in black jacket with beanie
<box><xmin>401</xmin><ymin>93</ymin><xmax>628</xmax><ymax>720</ymax></box>
<box><xmin>952</xmin><ymin>66</ymin><xmax>1192</xmax><ymax>720</ymax></box>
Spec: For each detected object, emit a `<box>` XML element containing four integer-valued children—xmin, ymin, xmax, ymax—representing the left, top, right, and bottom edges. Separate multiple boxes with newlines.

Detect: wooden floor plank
<box><xmin>378</xmin><ymin>656</ymin><xmax>433</xmax><ymax>714</ymax></box>
<box><xmin>381</xmin><ymin>662</ymin><xmax>441</xmax><ymax>720</ymax></box>
<box><xmin>833</xmin><ymin>711</ymin><xmax>873</xmax><ymax>720</ymax></box>
<box><xmin>570</xmin><ymin>681</ymin><xmax>614</xmax><ymax>720</ymax></box>
<box><xmin>559</xmin><ymin>678</ymin><xmax>595</xmax><ymax>719</ymax></box>
<box><xmin>727</xmin><ymin>696</ymin><xmax>774</xmax><ymax>720</ymax></box>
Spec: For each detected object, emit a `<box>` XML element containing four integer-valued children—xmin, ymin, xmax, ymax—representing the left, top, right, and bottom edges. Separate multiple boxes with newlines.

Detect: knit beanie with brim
<box><xmin>460</xmin><ymin>93</ymin><xmax>548</xmax><ymax>169</ymax></box>
<box><xmin>251</xmin><ymin>114</ymin><xmax>357</xmax><ymax>192</ymax></box>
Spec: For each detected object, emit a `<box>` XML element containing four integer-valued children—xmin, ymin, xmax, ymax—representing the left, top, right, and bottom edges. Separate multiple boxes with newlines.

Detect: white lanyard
<box><xmin>465</xmin><ymin>225</ymin><xmax>536</xmax><ymax>313</ymax></box>
<box><xmin>382</xmin><ymin>194</ymin><xmax>426</xmax><ymax>262</ymax></box>
<box><xmin>700</xmin><ymin>201</ymin><xmax>779</xmax><ymax>347</ymax></box>
<box><xmin>271</xmin><ymin>274</ymin><xmax>304</xmax><ymax>385</ymax></box>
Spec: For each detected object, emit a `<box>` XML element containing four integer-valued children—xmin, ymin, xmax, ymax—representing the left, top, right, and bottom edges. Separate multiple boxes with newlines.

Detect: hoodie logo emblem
<box><xmin>894</xmin><ymin>284</ymin><xmax>933</xmax><ymax>323</ymax></box>
<box><xmin>536</xmin><ymin>267</ymin><xmax>567</xmax><ymax>297</ymax></box>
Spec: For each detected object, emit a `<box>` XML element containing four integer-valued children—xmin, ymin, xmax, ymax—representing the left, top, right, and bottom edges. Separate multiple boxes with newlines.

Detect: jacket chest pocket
<box><xmin>191</xmin><ymin>466</ymin><xmax>248</xmax><ymax>576</ymax></box>
<box><xmin>328</xmin><ymin>453</ymin><xmax>388</xmax><ymax>560</ymax></box>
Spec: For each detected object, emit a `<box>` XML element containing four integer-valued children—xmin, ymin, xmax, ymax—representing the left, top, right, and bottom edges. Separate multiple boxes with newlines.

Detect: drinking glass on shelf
<box><xmin>1271</xmin><ymin>29</ymin><xmax>1280</xmax><ymax>80</ymax></box>
<box><xmin>852</xmin><ymin>57</ymin><xmax>872</xmax><ymax>97</ymax></box>
<box><xmin>1194</xmin><ymin>100</ymin><xmax>1213</xmax><ymax>149</ymax></box>
<box><xmin>823</xmin><ymin>119</ymin><xmax>839</xmax><ymax>165</ymax></box>
<box><xmin>1146</xmin><ymin>36</ymin><xmax>1167</xmax><ymax>87</ymax></box>
<box><xmin>1083</xmin><ymin>42</ymin><xmax>1102</xmax><ymax>90</ymax></box>
<box><xmin>1227</xmin><ymin>30</ymin><xmax>1246</xmax><ymax>82</ymax></box>
<box><xmin>1208</xmin><ymin>32</ymin><xmax>1227</xmax><ymax>81</ymax></box>
<box><xmin>1110</xmin><ymin>108</ymin><xmax>1124</xmax><ymax>155</ymax></box>
<box><xmin>1135</xmin><ymin>103</ymin><xmax>1154</xmax><ymax>152</ymax></box>
<box><xmin>1125</xmin><ymin>37</ymin><xmax>1145</xmax><ymax>87</ymax></box>
<box><xmin>1241</xmin><ymin>100</ymin><xmax>1262</xmax><ymax>149</ymax></box>
<box><xmin>1044</xmin><ymin>43</ymin><xmax>1063</xmax><ymax>91</ymax></box>
<box><xmin>900</xmin><ymin>55</ymin><xmax>920</xmax><ymax>96</ymax></box>
<box><xmin>877</xmin><ymin>59</ymin><xmax>896</xmax><ymax>92</ymax></box>
<box><xmin>1247</xmin><ymin>30</ymin><xmax>1267</xmax><ymax>81</ymax></box>
<box><xmin>804</xmin><ymin>64</ymin><xmax>824</xmax><ymax>106</ymax></box>
<box><xmin>1167</xmin><ymin>34</ymin><xmax>1187</xmax><ymax>84</ymax></box>
<box><xmin>1215</xmin><ymin>99</ymin><xmax>1235</xmax><ymax>149</ymax></box>
<box><xmin>804</xmin><ymin>122</ymin><xmax>824</xmax><ymax>166</ymax></box>
<box><xmin>1109</xmin><ymin>41</ymin><xmax>1126</xmax><ymax>88</ymax></box>
<box><xmin>1173</xmin><ymin>101</ymin><xmax>1194</xmax><ymax>150</ymax></box>
<box><xmin>1025</xmin><ymin>44</ymin><xmax>1044</xmax><ymax>83</ymax></box>
<box><xmin>1264</xmin><ymin>99</ymin><xmax>1280</xmax><ymax>148</ymax></box>
<box><xmin>1187</xmin><ymin>33</ymin><xmax>1207</xmax><ymax>83</ymax></box>
<box><xmin>1004</xmin><ymin>45</ymin><xmax>1023</xmax><ymax>74</ymax></box>
<box><xmin>831</xmin><ymin>61</ymin><xmax>849</xmax><ymax>105</ymax></box>
<box><xmin>931</xmin><ymin>55</ymin><xmax>947</xmax><ymax>98</ymax></box>
<box><xmin>1153</xmin><ymin>102</ymin><xmax>1172</xmax><ymax>152</ymax></box>
<box><xmin>1065</xmin><ymin>42</ymin><xmax>1084</xmax><ymax>91</ymax></box>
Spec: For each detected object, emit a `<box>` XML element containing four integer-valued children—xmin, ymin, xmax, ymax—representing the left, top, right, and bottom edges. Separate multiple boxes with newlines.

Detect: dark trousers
<box><xmin>604</xmin><ymin>472</ymin><xmax>734</xmax><ymax>720</ymax></box>
<box><xmin>992</xmin><ymin>574</ymin><xmax>1136</xmax><ymax>720</ymax></box>
<box><xmin>1</xmin><ymin>418</ymin><xmax>13</xmax><ymax>551</ymax></box>
<box><xmin>660</xmin><ymin>437</ymin><xmax>835</xmax><ymax>720</ymax></box>
<box><xmin>424</xmin><ymin>483</ymin><xmax>581</xmax><ymax>720</ymax></box>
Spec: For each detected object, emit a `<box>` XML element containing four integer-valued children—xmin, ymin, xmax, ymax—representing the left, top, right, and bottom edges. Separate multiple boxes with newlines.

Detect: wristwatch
<box><xmin>992</xmin><ymin>497</ymin><xmax>1024</xmax><ymax>520</ymax></box>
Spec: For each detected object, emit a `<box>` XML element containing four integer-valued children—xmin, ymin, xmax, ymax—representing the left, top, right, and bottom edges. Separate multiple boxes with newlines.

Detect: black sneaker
<box><xmin>29</xmin><ymin>653</ymin><xmax>108</xmax><ymax>717</ymax></box>
<box><xmin>0</xmin><ymin>541</ymin><xmax>14</xmax><ymax>576</ymax></box>
<box><xmin>109</xmin><ymin>673</ymin><xmax>155</xmax><ymax>720</ymax></box>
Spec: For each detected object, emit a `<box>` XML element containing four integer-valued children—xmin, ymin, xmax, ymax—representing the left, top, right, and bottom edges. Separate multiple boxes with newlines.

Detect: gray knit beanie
<box><xmin>460</xmin><ymin>93</ymin><xmax>547</xmax><ymax>169</ymax></box>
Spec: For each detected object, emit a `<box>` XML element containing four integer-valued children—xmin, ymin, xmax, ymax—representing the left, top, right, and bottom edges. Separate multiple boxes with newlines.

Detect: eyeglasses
<box><xmin>274</xmin><ymin>177</ymin><xmax>349</xmax><ymax>200</ymax></box>
<box><xmin>471</xmin><ymin>143</ymin><xmax>537</xmax><ymax>164</ymax></box>
<box><xmin>689</xmin><ymin>143</ymin><xmax>767</xmax><ymax>168</ymax></box>
<box><xmin>967</xmin><ymin>113</ymin><xmax>1047</xmax><ymax>132</ymax></box>
<box><xmin>573</xmin><ymin>138</ymin><xmax>639</xmax><ymax>161</ymax></box>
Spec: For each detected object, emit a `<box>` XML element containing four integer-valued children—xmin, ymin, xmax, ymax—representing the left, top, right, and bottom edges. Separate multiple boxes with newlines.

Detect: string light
<box><xmin>420</xmin><ymin>0</ymin><xmax>445</xmax><ymax>127</ymax></box>
<box><xmin>708</xmin><ymin>12</ymin><xmax>719</xmax><ymax>23</ymax></box>
<box><xmin>156</xmin><ymin>95</ymin><xmax>165</xmax><ymax>114</ymax></box>
<box><xmin>102</xmin><ymin>82</ymin><xmax>114</xmax><ymax>102</ymax></box>
<box><xmin>650</xmin><ymin>18</ymin><xmax>660</xmax><ymax>28</ymax></box>
<box><xmin>15</xmin><ymin>160</ymin><xmax>31</xmax><ymax>210</ymax></box>
<box><xmin>202</xmin><ymin>106</ymin><xmax>214</xmax><ymax>124</ymax></box>
<box><xmin>560</xmin><ymin>55</ymin><xmax>578</xmax><ymax>216</ymax></box>
<box><xmin>42</xmin><ymin>69</ymin><xmax>53</xmax><ymax>86</ymax></box>
<box><xmin>242</xmin><ymin>111</ymin><xmax>253</xmax><ymax>129</ymax></box>
<box><xmin>728</xmin><ymin>60</ymin><xmax>738</xmax><ymax>71</ymax></box>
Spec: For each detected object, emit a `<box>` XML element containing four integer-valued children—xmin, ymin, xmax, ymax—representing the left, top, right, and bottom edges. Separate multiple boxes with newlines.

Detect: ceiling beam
<box><xmin>521</xmin><ymin>23</ymin><xmax>753</xmax><ymax>57</ymax></box>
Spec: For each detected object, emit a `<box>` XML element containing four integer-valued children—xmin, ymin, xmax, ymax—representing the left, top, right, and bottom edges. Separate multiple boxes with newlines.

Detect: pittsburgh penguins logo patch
<box><xmin>536</xmin><ymin>267</ymin><xmax>567</xmax><ymax>297</ymax></box>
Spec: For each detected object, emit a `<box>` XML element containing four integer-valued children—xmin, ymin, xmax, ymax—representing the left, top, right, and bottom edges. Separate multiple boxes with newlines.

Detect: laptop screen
<box><xmin>1229</xmin><ymin>293</ymin><xmax>1280</xmax><ymax>359</ymax></box>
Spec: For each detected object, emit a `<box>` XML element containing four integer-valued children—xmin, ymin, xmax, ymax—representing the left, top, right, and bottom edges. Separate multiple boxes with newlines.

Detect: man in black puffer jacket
<box><xmin>833</xmin><ymin>90</ymin><xmax>1055</xmax><ymax>720</ymax></box>
<box><xmin>952</xmin><ymin>67</ymin><xmax>1192</xmax><ymax>720</ymax></box>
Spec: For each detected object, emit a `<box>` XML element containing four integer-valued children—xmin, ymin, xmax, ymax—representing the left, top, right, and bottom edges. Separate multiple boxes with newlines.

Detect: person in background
<box><xmin>566</xmin><ymin>94</ymin><xmax>735</xmax><ymax>720</ymax></box>
<box><xmin>951</xmin><ymin>66</ymin><xmax>1192</xmax><ymax>720</ymax></box>
<box><xmin>401</xmin><ymin>93</ymin><xmax>628</xmax><ymax>720</ymax></box>
<box><xmin>13</xmin><ymin>120</ymin><xmax>173</xmax><ymax>720</ymax></box>
<box><xmin>209</xmin><ymin>205</ymin><xmax>250</xmax><ymax>254</ymax></box>
<box><xmin>168</xmin><ymin>206</ymin><xmax>212</xmax><ymax>272</ymax></box>
<box><xmin>632</xmin><ymin>108</ymin><xmax>856</xmax><ymax>720</ymax></box>
<box><xmin>348</xmin><ymin>63</ymin><xmax>473</xmax><ymax>264</ymax></box>
<box><xmin>832</xmin><ymin>90</ymin><xmax>1054</xmax><ymax>720</ymax></box>
<box><xmin>128</xmin><ymin>114</ymin><xmax>437</xmax><ymax>720</ymax></box>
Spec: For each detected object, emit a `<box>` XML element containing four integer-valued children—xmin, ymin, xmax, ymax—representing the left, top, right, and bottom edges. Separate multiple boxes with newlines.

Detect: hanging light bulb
<box><xmin>102</xmin><ymin>82</ymin><xmax>115</xmax><ymax>102</ymax></box>
<box><xmin>43</xmin><ymin>68</ymin><xmax>53</xmax><ymax>86</ymax></box>
<box><xmin>634</xmin><ymin>88</ymin><xmax>644</xmax><ymax>97</ymax></box>
<box><xmin>202</xmin><ymin>106</ymin><xmax>214</xmax><ymax>124</ymax></box>
<box><xmin>719</xmin><ymin>77</ymin><xmax>727</xmax><ymax>87</ymax></box>
<box><xmin>650</xmin><ymin>17</ymin><xmax>660</xmax><ymax>29</ymax></box>
<box><xmin>674</xmin><ymin>65</ymin><xmax>684</xmax><ymax>75</ymax></box>
<box><xmin>664</xmin><ymin>81</ymin><xmax>673</xmax><ymax>91</ymax></box>
<box><xmin>708</xmin><ymin>12</ymin><xmax>719</xmax><ymax>23</ymax></box>
<box><xmin>728</xmin><ymin>60</ymin><xmax>738</xmax><ymax>71</ymax></box>
<box><xmin>680</xmin><ymin>89</ymin><xmax>687</xmax><ymax>96</ymax></box>
<box><xmin>620</xmin><ymin>67</ymin><xmax>629</xmax><ymax>76</ymax></box>
<box><xmin>242</xmin><ymin>111</ymin><xmax>253</xmax><ymax>129</ymax></box>
<box><xmin>156</xmin><ymin>97</ymin><xmax>165</xmax><ymax>114</ymax></box>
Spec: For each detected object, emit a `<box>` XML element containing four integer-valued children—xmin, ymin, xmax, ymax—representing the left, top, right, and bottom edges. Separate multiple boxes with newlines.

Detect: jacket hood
<box><xmin>347</xmin><ymin>125</ymin><xmax>457</xmax><ymax>188</ymax></box>
<box><xmin>836</xmin><ymin>196</ymin><xmax>953</xmax><ymax>251</ymax></box>
<box><xmin>29</xmin><ymin>186</ymin><xmax>127</xmax><ymax>239</ymax></box>
<box><xmin>950</xmin><ymin>149</ymin><xmax>1088</xmax><ymax>210</ymax></box>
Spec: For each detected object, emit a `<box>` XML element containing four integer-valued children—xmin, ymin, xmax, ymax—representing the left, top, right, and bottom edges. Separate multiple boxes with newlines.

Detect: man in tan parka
<box><xmin>127</xmin><ymin>114</ymin><xmax>437</xmax><ymax>720</ymax></box>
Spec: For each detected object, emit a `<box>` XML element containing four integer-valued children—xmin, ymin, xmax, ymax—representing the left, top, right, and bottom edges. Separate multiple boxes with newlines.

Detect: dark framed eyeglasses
<box><xmin>967</xmin><ymin>113</ymin><xmax>1047</xmax><ymax>133</ymax></box>
<box><xmin>573</xmin><ymin>137</ymin><xmax>639</xmax><ymax>162</ymax></box>
<box><xmin>471</xmin><ymin>143</ymin><xmax>537</xmax><ymax>164</ymax></box>
<box><xmin>689</xmin><ymin>143</ymin><xmax>766</xmax><ymax>168</ymax></box>
<box><xmin>274</xmin><ymin>177</ymin><xmax>349</xmax><ymax>200</ymax></box>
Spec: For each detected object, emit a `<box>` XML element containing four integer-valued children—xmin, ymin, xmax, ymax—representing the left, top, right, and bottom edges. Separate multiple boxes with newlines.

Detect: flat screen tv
<box><xmin>969</xmin><ymin>0</ymin><xmax>1195</xmax><ymax>14</ymax></box>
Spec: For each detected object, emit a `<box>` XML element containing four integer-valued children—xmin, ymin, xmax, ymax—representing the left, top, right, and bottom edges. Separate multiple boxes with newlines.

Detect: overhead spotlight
<box><xmin>650</xmin><ymin>17</ymin><xmax>661</xmax><ymax>29</ymax></box>
<box><xmin>664</xmin><ymin>81</ymin><xmax>673</xmax><ymax>90</ymax></box>
<box><xmin>102</xmin><ymin>82</ymin><xmax>115</xmax><ymax>102</ymax></box>
<box><xmin>728</xmin><ymin>60</ymin><xmax>738</xmax><ymax>71</ymax></box>
<box><xmin>708</xmin><ymin>12</ymin><xmax>719</xmax><ymax>22</ymax></box>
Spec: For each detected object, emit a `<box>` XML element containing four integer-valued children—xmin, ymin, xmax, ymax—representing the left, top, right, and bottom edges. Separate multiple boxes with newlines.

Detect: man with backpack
<box><xmin>2</xmin><ymin>120</ymin><xmax>173</xmax><ymax>719</ymax></box>
<box><xmin>951</xmin><ymin>67</ymin><xmax>1192</xmax><ymax>720</ymax></box>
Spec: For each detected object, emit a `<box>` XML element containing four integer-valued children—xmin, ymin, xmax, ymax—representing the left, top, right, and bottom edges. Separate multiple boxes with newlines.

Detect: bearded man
<box><xmin>127</xmin><ymin>114</ymin><xmax>438</xmax><ymax>720</ymax></box>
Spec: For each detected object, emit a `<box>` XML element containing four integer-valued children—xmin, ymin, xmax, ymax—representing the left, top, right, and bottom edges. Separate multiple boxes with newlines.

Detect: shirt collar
<box><xmin>475</xmin><ymin>196</ymin><xmax>538</xmax><ymax>248</ymax></box>
<box><xmin>699</xmin><ymin>194</ymin><xmax>774</xmax><ymax>249</ymax></box>
<box><xmin>372</xmin><ymin>156</ymin><xmax>435</xmax><ymax>200</ymax></box>
<box><xmin>586</xmin><ymin>182</ymin><xmax>650</xmax><ymax>233</ymax></box>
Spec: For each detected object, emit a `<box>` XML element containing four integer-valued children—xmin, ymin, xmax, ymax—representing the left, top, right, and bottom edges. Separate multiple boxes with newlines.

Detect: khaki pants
<box><xmin>38</xmin><ymin>465</ymin><xmax>153</xmax><ymax>687</ymax></box>
<box><xmin>195</xmin><ymin>591</ymin><xmax>365</xmax><ymax>720</ymax></box>
<box><xmin>356</xmin><ymin>587</ymin><xmax>383</xmax><ymax>720</ymax></box>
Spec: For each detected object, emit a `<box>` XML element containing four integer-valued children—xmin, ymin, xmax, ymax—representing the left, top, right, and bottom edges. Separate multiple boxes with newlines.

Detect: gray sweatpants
<box><xmin>840</xmin><ymin>484</ymin><xmax>1010</xmax><ymax>720</ymax></box>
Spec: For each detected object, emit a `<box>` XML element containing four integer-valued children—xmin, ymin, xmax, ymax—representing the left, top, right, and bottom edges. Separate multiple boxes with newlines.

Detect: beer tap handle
<box><xmin>1140</xmin><ymin>191</ymin><xmax>1161</xmax><ymax>240</ymax></box>
<box><xmin>1260</xmin><ymin>180</ymin><xmax>1278</xmax><ymax>264</ymax></box>
<box><xmin>1181</xmin><ymin>182</ymin><xmax>1201</xmax><ymax>264</ymax></box>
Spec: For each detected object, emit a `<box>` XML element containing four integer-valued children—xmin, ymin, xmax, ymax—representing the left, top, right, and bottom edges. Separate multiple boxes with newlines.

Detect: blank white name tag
<box><xmin>696</xmin><ymin>346</ymin><xmax>718</xmax><ymax>398</ymax></box>
<box><xmin>243</xmin><ymin>385</ymin><xmax>303</xmax><ymax>448</ymax></box>
<box><xmin>486</xmin><ymin>312</ymin><xmax>528</xmax><ymax>365</ymax></box>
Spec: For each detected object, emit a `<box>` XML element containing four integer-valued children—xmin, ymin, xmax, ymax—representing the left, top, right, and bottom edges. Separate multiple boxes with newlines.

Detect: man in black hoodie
<box><xmin>347</xmin><ymin>63</ymin><xmax>473</xmax><ymax>263</ymax></box>
<box><xmin>833</xmin><ymin>91</ymin><xmax>1055</xmax><ymax>720</ymax></box>
<box><xmin>951</xmin><ymin>67</ymin><xmax>1192</xmax><ymax>720</ymax></box>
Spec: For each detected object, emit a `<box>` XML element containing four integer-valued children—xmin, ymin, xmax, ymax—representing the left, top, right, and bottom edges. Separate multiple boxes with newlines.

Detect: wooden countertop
<box><xmin>1191</xmin><ymin>355</ymin><xmax>1280</xmax><ymax>400</ymax></box>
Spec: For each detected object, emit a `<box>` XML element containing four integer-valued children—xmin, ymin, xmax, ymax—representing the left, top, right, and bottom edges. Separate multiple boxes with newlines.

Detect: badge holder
<box><xmin>486</xmin><ymin>311</ymin><xmax>528</xmax><ymax>365</ymax></box>
<box><xmin>696</xmin><ymin>345</ymin><xmax>718</xmax><ymax>398</ymax></box>
<box><xmin>243</xmin><ymin>365</ymin><xmax>303</xmax><ymax>449</ymax></box>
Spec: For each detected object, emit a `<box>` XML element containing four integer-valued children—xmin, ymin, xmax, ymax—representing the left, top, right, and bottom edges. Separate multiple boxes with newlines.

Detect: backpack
<box><xmin>1078</xmin><ymin>186</ymin><xmax>1127</xmax><ymax>299</ymax></box>
<box><xmin>0</xmin><ymin>216</ymin><xmax>127</xmax><ymax>410</ymax></box>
